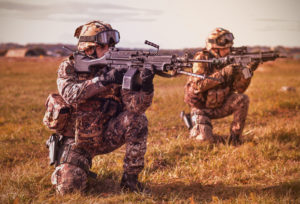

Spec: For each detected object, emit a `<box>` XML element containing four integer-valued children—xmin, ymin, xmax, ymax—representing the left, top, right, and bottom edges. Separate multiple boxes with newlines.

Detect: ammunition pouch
<box><xmin>205</xmin><ymin>87</ymin><xmax>230</xmax><ymax>108</ymax></box>
<box><xmin>75</xmin><ymin>98</ymin><xmax>121</xmax><ymax>147</ymax></box>
<box><xmin>43</xmin><ymin>93</ymin><xmax>71</xmax><ymax>132</ymax></box>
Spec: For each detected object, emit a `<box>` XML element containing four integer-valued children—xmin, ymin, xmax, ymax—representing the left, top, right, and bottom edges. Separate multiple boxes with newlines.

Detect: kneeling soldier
<box><xmin>44</xmin><ymin>20</ymin><xmax>154</xmax><ymax>194</ymax></box>
<box><xmin>184</xmin><ymin>28</ymin><xmax>259</xmax><ymax>145</ymax></box>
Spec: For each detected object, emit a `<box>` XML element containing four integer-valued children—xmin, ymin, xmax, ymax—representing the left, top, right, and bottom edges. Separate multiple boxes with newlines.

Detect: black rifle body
<box><xmin>74</xmin><ymin>47</ymin><xmax>218</xmax><ymax>90</ymax></box>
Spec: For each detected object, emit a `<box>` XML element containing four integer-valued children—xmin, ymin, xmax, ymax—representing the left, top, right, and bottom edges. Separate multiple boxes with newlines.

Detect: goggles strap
<box><xmin>79</xmin><ymin>35</ymin><xmax>97</xmax><ymax>42</ymax></box>
<box><xmin>208</xmin><ymin>39</ymin><xmax>216</xmax><ymax>44</ymax></box>
<box><xmin>97</xmin><ymin>21</ymin><xmax>111</xmax><ymax>30</ymax></box>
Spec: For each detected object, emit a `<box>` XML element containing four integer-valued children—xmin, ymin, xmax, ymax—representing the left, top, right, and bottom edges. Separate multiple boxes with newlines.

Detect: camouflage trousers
<box><xmin>190</xmin><ymin>93</ymin><xmax>249</xmax><ymax>142</ymax></box>
<box><xmin>51</xmin><ymin>111</ymin><xmax>148</xmax><ymax>195</ymax></box>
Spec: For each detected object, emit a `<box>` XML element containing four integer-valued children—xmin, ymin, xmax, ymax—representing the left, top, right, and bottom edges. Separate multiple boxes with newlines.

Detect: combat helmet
<box><xmin>74</xmin><ymin>20</ymin><xmax>120</xmax><ymax>51</ymax></box>
<box><xmin>206</xmin><ymin>27</ymin><xmax>234</xmax><ymax>50</ymax></box>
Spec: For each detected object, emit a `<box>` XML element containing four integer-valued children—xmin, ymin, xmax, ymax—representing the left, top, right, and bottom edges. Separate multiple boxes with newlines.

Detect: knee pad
<box><xmin>51</xmin><ymin>163</ymin><xmax>88</xmax><ymax>195</ymax></box>
<box><xmin>190</xmin><ymin>114</ymin><xmax>213</xmax><ymax>141</ymax></box>
<box><xmin>190</xmin><ymin>123</ymin><xmax>213</xmax><ymax>141</ymax></box>
<box><xmin>191</xmin><ymin>114</ymin><xmax>212</xmax><ymax>128</ymax></box>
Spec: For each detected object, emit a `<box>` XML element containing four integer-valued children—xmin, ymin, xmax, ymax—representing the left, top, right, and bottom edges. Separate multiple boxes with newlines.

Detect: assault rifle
<box><xmin>74</xmin><ymin>40</ymin><xmax>220</xmax><ymax>90</ymax></box>
<box><xmin>223</xmin><ymin>46</ymin><xmax>285</xmax><ymax>65</ymax></box>
<box><xmin>206</xmin><ymin>47</ymin><xmax>287</xmax><ymax>79</ymax></box>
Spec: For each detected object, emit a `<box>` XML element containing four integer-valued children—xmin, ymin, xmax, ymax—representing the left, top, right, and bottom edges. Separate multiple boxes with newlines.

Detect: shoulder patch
<box><xmin>58</xmin><ymin>60</ymin><xmax>75</xmax><ymax>77</ymax></box>
<box><xmin>66</xmin><ymin>66</ymin><xmax>73</xmax><ymax>74</ymax></box>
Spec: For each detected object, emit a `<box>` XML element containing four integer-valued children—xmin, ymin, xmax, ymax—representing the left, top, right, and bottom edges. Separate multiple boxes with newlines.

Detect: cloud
<box><xmin>0</xmin><ymin>1</ymin><xmax>163</xmax><ymax>22</ymax></box>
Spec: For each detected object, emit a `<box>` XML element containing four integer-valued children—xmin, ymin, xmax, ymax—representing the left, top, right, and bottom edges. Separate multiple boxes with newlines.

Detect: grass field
<box><xmin>0</xmin><ymin>57</ymin><xmax>299</xmax><ymax>203</ymax></box>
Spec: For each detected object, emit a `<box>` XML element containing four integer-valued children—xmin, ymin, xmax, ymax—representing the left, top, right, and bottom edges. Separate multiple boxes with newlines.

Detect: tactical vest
<box><xmin>43</xmin><ymin>58</ymin><xmax>123</xmax><ymax>156</ymax></box>
<box><xmin>184</xmin><ymin>49</ymin><xmax>231</xmax><ymax>109</ymax></box>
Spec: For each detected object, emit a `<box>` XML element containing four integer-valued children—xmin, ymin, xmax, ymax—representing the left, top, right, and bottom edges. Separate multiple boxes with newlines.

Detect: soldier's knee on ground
<box><xmin>190</xmin><ymin>115</ymin><xmax>213</xmax><ymax>141</ymax></box>
<box><xmin>190</xmin><ymin>123</ymin><xmax>213</xmax><ymax>141</ymax></box>
<box><xmin>51</xmin><ymin>163</ymin><xmax>88</xmax><ymax>195</ymax></box>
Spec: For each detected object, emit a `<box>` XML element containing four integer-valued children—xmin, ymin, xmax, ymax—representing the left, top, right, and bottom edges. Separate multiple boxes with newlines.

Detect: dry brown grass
<box><xmin>0</xmin><ymin>57</ymin><xmax>299</xmax><ymax>203</ymax></box>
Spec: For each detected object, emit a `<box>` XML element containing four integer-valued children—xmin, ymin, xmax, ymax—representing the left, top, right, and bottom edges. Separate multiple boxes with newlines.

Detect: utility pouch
<box><xmin>205</xmin><ymin>87</ymin><xmax>230</xmax><ymax>108</ymax></box>
<box><xmin>43</xmin><ymin>93</ymin><xmax>70</xmax><ymax>132</ymax></box>
<box><xmin>75</xmin><ymin>99</ymin><xmax>121</xmax><ymax>147</ymax></box>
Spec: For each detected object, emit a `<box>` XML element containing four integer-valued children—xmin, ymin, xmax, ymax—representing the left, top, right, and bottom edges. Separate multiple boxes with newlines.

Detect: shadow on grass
<box><xmin>148</xmin><ymin>180</ymin><xmax>300</xmax><ymax>202</ymax></box>
<box><xmin>84</xmin><ymin>176</ymin><xmax>300</xmax><ymax>202</ymax></box>
<box><xmin>146</xmin><ymin>141</ymin><xmax>222</xmax><ymax>173</ymax></box>
<box><xmin>86</xmin><ymin>171</ymin><xmax>121</xmax><ymax>196</ymax></box>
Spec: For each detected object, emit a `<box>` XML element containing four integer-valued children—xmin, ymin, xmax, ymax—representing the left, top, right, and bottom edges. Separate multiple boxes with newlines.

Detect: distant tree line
<box><xmin>0</xmin><ymin>43</ymin><xmax>300</xmax><ymax>57</ymax></box>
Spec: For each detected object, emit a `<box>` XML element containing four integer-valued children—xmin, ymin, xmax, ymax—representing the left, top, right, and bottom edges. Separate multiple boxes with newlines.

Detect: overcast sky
<box><xmin>0</xmin><ymin>0</ymin><xmax>299</xmax><ymax>49</ymax></box>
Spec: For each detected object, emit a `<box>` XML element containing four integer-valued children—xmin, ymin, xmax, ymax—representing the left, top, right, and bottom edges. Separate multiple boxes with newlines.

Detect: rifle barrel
<box><xmin>188</xmin><ymin>59</ymin><xmax>215</xmax><ymax>63</ymax></box>
<box><xmin>177</xmin><ymin>70</ymin><xmax>221</xmax><ymax>81</ymax></box>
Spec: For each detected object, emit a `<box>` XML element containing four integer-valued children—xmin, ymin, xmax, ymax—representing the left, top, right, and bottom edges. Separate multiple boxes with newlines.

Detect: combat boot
<box><xmin>228</xmin><ymin>134</ymin><xmax>242</xmax><ymax>146</ymax></box>
<box><xmin>120</xmin><ymin>172</ymin><xmax>144</xmax><ymax>192</ymax></box>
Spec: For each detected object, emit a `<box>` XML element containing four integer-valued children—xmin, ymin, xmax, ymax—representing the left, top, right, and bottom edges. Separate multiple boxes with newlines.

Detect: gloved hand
<box><xmin>140</xmin><ymin>68</ymin><xmax>155</xmax><ymax>93</ymax></box>
<box><xmin>94</xmin><ymin>69</ymin><xmax>124</xmax><ymax>86</ymax></box>
<box><xmin>248</xmin><ymin>61</ymin><xmax>260</xmax><ymax>72</ymax></box>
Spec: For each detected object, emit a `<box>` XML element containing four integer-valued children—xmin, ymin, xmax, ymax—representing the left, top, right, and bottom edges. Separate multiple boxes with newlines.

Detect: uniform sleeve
<box><xmin>56</xmin><ymin>59</ymin><xmax>104</xmax><ymax>105</ymax></box>
<box><xmin>232</xmin><ymin>70</ymin><xmax>251</xmax><ymax>93</ymax></box>
<box><xmin>232</xmin><ymin>61</ymin><xmax>259</xmax><ymax>93</ymax></box>
<box><xmin>192</xmin><ymin>52</ymin><xmax>208</xmax><ymax>74</ymax></box>
<box><xmin>190</xmin><ymin>52</ymin><xmax>232</xmax><ymax>93</ymax></box>
<box><xmin>121</xmin><ymin>90</ymin><xmax>153</xmax><ymax>114</ymax></box>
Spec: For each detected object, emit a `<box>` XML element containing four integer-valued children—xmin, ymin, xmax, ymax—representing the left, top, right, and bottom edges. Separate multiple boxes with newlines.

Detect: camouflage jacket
<box><xmin>57</xmin><ymin>55</ymin><xmax>153</xmax><ymax>138</ymax></box>
<box><xmin>184</xmin><ymin>49</ymin><xmax>258</xmax><ymax>109</ymax></box>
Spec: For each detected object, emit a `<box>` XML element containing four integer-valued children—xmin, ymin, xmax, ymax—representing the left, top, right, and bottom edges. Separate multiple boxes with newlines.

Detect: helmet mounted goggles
<box><xmin>79</xmin><ymin>29</ymin><xmax>120</xmax><ymax>46</ymax></box>
<box><xmin>208</xmin><ymin>33</ymin><xmax>234</xmax><ymax>46</ymax></box>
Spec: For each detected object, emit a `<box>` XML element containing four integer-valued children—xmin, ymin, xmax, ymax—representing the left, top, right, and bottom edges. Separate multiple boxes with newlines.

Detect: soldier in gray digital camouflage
<box><xmin>184</xmin><ymin>28</ymin><xmax>259</xmax><ymax>145</ymax></box>
<box><xmin>43</xmin><ymin>20</ymin><xmax>154</xmax><ymax>195</ymax></box>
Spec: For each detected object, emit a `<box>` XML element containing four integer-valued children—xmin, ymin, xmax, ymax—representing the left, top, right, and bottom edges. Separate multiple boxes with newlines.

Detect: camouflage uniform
<box><xmin>50</xmin><ymin>56</ymin><xmax>153</xmax><ymax>195</ymax></box>
<box><xmin>184</xmin><ymin>48</ymin><xmax>258</xmax><ymax>143</ymax></box>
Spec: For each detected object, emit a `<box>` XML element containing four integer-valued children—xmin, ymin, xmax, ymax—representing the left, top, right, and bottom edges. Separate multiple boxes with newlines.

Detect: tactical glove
<box><xmin>140</xmin><ymin>68</ymin><xmax>155</xmax><ymax>93</ymax></box>
<box><xmin>248</xmin><ymin>61</ymin><xmax>260</xmax><ymax>72</ymax></box>
<box><xmin>94</xmin><ymin>69</ymin><xmax>124</xmax><ymax>86</ymax></box>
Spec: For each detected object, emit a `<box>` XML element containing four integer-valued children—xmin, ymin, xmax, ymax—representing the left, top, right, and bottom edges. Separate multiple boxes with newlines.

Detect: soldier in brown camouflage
<box><xmin>48</xmin><ymin>21</ymin><xmax>154</xmax><ymax>195</ymax></box>
<box><xmin>184</xmin><ymin>28</ymin><xmax>259</xmax><ymax>145</ymax></box>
